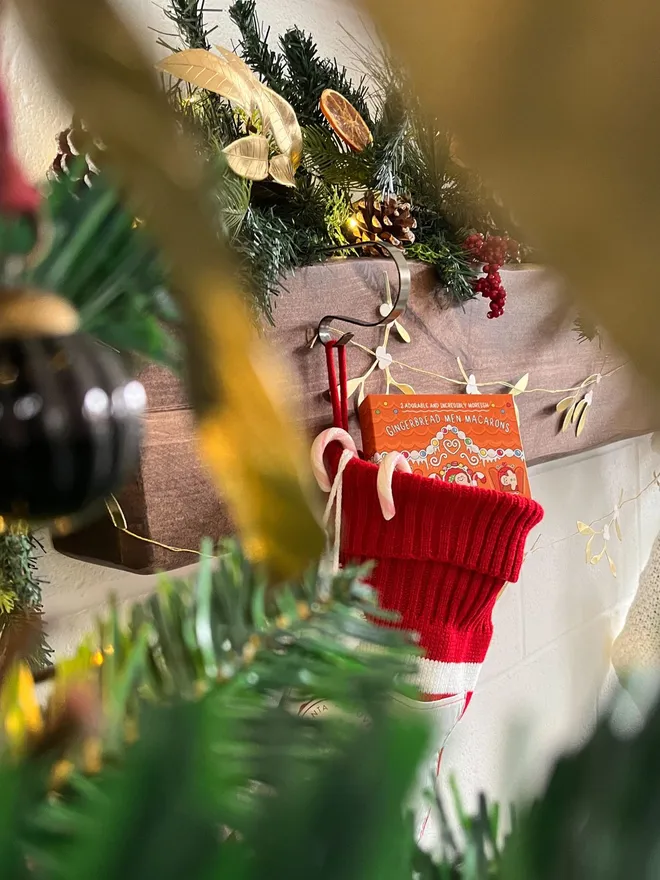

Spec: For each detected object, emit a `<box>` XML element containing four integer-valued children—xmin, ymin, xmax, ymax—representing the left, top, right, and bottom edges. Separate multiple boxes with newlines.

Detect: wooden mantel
<box><xmin>55</xmin><ymin>260</ymin><xmax>660</xmax><ymax>572</ymax></box>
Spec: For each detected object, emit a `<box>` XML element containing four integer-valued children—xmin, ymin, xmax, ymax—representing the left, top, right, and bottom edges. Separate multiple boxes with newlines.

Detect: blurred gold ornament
<box><xmin>15</xmin><ymin>0</ymin><xmax>323</xmax><ymax>580</ymax></box>
<box><xmin>0</xmin><ymin>289</ymin><xmax>80</xmax><ymax>338</ymax></box>
<box><xmin>362</xmin><ymin>0</ymin><xmax>660</xmax><ymax>387</ymax></box>
<box><xmin>0</xmin><ymin>663</ymin><xmax>43</xmax><ymax>752</ymax></box>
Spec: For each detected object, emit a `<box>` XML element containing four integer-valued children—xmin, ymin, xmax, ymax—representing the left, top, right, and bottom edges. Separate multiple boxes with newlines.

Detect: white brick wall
<box><xmin>3</xmin><ymin>0</ymin><xmax>658</xmax><ymax>813</ymax></box>
<box><xmin>441</xmin><ymin>436</ymin><xmax>659</xmax><ymax>811</ymax></box>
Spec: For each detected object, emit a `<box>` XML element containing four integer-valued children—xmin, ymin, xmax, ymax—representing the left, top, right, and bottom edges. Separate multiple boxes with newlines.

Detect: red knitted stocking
<box><xmin>324</xmin><ymin>441</ymin><xmax>543</xmax><ymax>843</ymax></box>
<box><xmin>326</xmin><ymin>443</ymin><xmax>543</xmax><ymax>698</ymax></box>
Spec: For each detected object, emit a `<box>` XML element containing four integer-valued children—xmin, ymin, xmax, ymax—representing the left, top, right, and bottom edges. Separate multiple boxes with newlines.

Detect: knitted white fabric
<box><xmin>612</xmin><ymin>529</ymin><xmax>660</xmax><ymax>677</ymax></box>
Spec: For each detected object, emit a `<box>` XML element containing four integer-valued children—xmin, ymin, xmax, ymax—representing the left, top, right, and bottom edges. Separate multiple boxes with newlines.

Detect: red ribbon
<box><xmin>0</xmin><ymin>80</ymin><xmax>41</xmax><ymax>215</ymax></box>
<box><xmin>325</xmin><ymin>341</ymin><xmax>350</xmax><ymax>432</ymax></box>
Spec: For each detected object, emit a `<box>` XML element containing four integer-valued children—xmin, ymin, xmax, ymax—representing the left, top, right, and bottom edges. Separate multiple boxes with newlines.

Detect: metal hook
<box><xmin>315</xmin><ymin>241</ymin><xmax>411</xmax><ymax>346</ymax></box>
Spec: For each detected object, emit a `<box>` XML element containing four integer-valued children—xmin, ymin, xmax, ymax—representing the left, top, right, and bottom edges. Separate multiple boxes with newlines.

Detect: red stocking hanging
<box><xmin>314</xmin><ymin>340</ymin><xmax>544</xmax><ymax>845</ymax></box>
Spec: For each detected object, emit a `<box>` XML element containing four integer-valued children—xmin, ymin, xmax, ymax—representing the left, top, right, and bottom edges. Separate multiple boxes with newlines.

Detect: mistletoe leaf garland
<box><xmin>615</xmin><ymin>517</ymin><xmax>623</xmax><ymax>542</ymax></box>
<box><xmin>509</xmin><ymin>373</ymin><xmax>529</xmax><ymax>396</ymax></box>
<box><xmin>576</xmin><ymin>399</ymin><xmax>590</xmax><ymax>437</ymax></box>
<box><xmin>572</xmin><ymin>397</ymin><xmax>588</xmax><ymax>426</ymax></box>
<box><xmin>558</xmin><ymin>386</ymin><xmax>594</xmax><ymax>437</ymax></box>
<box><xmin>556</xmin><ymin>395</ymin><xmax>576</xmax><ymax>413</ymax></box>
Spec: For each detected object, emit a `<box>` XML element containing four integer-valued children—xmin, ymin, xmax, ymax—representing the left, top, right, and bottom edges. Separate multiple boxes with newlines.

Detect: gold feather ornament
<box><xmin>157</xmin><ymin>46</ymin><xmax>302</xmax><ymax>187</ymax></box>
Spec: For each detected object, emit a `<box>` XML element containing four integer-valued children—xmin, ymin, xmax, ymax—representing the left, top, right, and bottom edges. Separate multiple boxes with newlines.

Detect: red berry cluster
<box><xmin>463</xmin><ymin>233</ymin><xmax>519</xmax><ymax>319</ymax></box>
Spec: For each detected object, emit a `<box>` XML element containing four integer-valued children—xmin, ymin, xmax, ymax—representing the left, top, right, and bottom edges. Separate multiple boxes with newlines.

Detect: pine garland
<box><xmin>157</xmin><ymin>0</ymin><xmax>525</xmax><ymax>313</ymax></box>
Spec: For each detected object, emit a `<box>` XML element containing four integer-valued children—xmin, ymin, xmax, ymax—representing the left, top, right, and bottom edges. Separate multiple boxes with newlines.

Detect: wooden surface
<box><xmin>269</xmin><ymin>260</ymin><xmax>659</xmax><ymax>465</ymax></box>
<box><xmin>54</xmin><ymin>259</ymin><xmax>660</xmax><ymax>573</ymax></box>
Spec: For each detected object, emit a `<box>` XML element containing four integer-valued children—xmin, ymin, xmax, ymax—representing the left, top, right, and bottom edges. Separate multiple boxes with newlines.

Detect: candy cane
<box><xmin>377</xmin><ymin>452</ymin><xmax>412</xmax><ymax>521</ymax></box>
<box><xmin>310</xmin><ymin>427</ymin><xmax>357</xmax><ymax>492</ymax></box>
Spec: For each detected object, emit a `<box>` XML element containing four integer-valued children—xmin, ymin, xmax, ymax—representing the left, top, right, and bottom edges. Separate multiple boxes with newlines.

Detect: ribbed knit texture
<box><xmin>326</xmin><ymin>443</ymin><xmax>543</xmax><ymax>693</ymax></box>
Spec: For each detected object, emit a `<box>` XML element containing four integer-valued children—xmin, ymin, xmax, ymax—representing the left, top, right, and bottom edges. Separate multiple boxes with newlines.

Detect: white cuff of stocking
<box><xmin>417</xmin><ymin>658</ymin><xmax>482</xmax><ymax>697</ymax></box>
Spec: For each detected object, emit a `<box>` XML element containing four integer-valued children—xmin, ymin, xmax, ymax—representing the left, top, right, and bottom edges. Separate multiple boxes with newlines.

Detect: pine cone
<box><xmin>50</xmin><ymin>118</ymin><xmax>102</xmax><ymax>188</ymax></box>
<box><xmin>347</xmin><ymin>192</ymin><xmax>417</xmax><ymax>255</ymax></box>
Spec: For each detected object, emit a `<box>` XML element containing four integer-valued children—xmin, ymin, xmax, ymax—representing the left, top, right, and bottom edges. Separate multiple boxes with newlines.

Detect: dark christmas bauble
<box><xmin>0</xmin><ymin>291</ymin><xmax>145</xmax><ymax>522</ymax></box>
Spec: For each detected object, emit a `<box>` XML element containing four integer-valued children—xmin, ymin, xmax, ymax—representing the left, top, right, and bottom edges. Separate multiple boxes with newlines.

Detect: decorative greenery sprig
<box><xmin>2</xmin><ymin>539</ymin><xmax>660</xmax><ymax>878</ymax></box>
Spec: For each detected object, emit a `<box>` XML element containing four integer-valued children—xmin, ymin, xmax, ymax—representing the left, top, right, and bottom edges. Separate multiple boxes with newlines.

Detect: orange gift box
<box><xmin>359</xmin><ymin>394</ymin><xmax>531</xmax><ymax>498</ymax></box>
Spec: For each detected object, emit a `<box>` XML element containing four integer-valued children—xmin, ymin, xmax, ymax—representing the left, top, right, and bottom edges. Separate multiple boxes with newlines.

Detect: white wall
<box><xmin>3</xmin><ymin>0</ymin><xmax>657</xmax><ymax>815</ymax></box>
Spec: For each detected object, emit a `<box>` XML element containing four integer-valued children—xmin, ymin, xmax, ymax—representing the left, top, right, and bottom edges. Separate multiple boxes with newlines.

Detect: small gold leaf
<box><xmin>394</xmin><ymin>320</ymin><xmax>411</xmax><ymax>344</ymax></box>
<box><xmin>224</xmin><ymin>135</ymin><xmax>269</xmax><ymax>180</ymax></box>
<box><xmin>571</xmin><ymin>398</ymin><xmax>588</xmax><ymax>425</ymax></box>
<box><xmin>615</xmin><ymin>518</ymin><xmax>623</xmax><ymax>541</ymax></box>
<box><xmin>269</xmin><ymin>154</ymin><xmax>297</xmax><ymax>187</ymax></box>
<box><xmin>562</xmin><ymin>402</ymin><xmax>577</xmax><ymax>432</ymax></box>
<box><xmin>261</xmin><ymin>86</ymin><xmax>303</xmax><ymax>167</ymax></box>
<box><xmin>396</xmin><ymin>382</ymin><xmax>416</xmax><ymax>394</ymax></box>
<box><xmin>606</xmin><ymin>550</ymin><xmax>617</xmax><ymax>577</ymax></box>
<box><xmin>342</xmin><ymin>377</ymin><xmax>365</xmax><ymax>400</ymax></box>
<box><xmin>576</xmin><ymin>399</ymin><xmax>590</xmax><ymax>437</ymax></box>
<box><xmin>156</xmin><ymin>48</ymin><xmax>251</xmax><ymax>111</ymax></box>
<box><xmin>577</xmin><ymin>521</ymin><xmax>595</xmax><ymax>535</ymax></box>
<box><xmin>556</xmin><ymin>395</ymin><xmax>576</xmax><ymax>413</ymax></box>
<box><xmin>510</xmin><ymin>373</ymin><xmax>529</xmax><ymax>396</ymax></box>
<box><xmin>585</xmin><ymin>533</ymin><xmax>594</xmax><ymax>563</ymax></box>
<box><xmin>591</xmin><ymin>547</ymin><xmax>606</xmax><ymax>565</ymax></box>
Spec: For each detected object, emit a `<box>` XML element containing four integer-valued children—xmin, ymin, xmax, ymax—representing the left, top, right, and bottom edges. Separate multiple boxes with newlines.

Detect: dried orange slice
<box><xmin>319</xmin><ymin>89</ymin><xmax>373</xmax><ymax>152</ymax></box>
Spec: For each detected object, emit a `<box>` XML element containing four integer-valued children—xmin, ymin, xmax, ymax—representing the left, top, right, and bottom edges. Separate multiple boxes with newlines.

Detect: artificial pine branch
<box><xmin>7</xmin><ymin>536</ymin><xmax>660</xmax><ymax>878</ymax></box>
<box><xmin>23</xmin><ymin>174</ymin><xmax>179</xmax><ymax>368</ymax></box>
<box><xmin>228</xmin><ymin>0</ymin><xmax>288</xmax><ymax>93</ymax></box>
<box><xmin>303</xmin><ymin>126</ymin><xmax>374</xmax><ymax>189</ymax></box>
<box><xmin>159</xmin><ymin>0</ymin><xmax>216</xmax><ymax>51</ymax></box>
<box><xmin>573</xmin><ymin>312</ymin><xmax>601</xmax><ymax>345</ymax></box>
<box><xmin>408</xmin><ymin>231</ymin><xmax>478</xmax><ymax>303</ymax></box>
<box><xmin>229</xmin><ymin>1</ymin><xmax>372</xmax><ymax>128</ymax></box>
<box><xmin>278</xmin><ymin>27</ymin><xmax>372</xmax><ymax>128</ymax></box>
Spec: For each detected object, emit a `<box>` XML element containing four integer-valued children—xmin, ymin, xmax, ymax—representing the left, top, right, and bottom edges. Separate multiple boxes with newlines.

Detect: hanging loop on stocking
<box><xmin>316</xmin><ymin>241</ymin><xmax>411</xmax><ymax>346</ymax></box>
<box><xmin>321</xmin><ymin>447</ymin><xmax>354</xmax><ymax>576</ymax></box>
<box><xmin>325</xmin><ymin>341</ymin><xmax>351</xmax><ymax>430</ymax></box>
